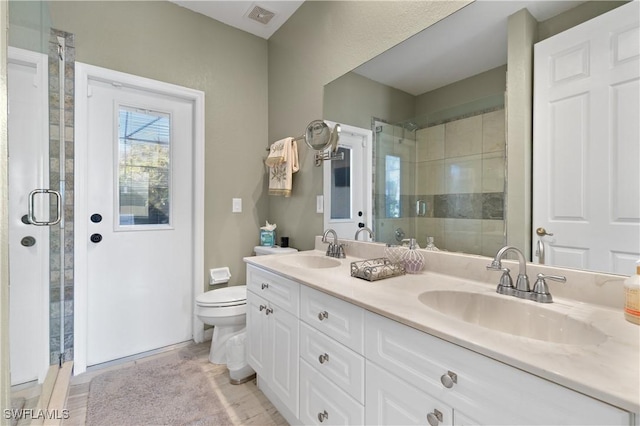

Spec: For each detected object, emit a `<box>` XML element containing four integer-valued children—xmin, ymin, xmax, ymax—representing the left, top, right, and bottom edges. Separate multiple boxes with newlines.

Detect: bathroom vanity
<box><xmin>244</xmin><ymin>240</ymin><xmax>640</xmax><ymax>425</ymax></box>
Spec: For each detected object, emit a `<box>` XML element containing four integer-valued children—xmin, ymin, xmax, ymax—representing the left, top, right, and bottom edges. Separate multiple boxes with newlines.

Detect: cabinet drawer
<box><xmin>299</xmin><ymin>359</ymin><xmax>364</xmax><ymax>426</ymax></box>
<box><xmin>300</xmin><ymin>323</ymin><xmax>365</xmax><ymax>403</ymax></box>
<box><xmin>366</xmin><ymin>361</ymin><xmax>453</xmax><ymax>426</ymax></box>
<box><xmin>300</xmin><ymin>286</ymin><xmax>364</xmax><ymax>353</ymax></box>
<box><xmin>247</xmin><ymin>265</ymin><xmax>299</xmax><ymax>315</ymax></box>
<box><xmin>365</xmin><ymin>311</ymin><xmax>630</xmax><ymax>425</ymax></box>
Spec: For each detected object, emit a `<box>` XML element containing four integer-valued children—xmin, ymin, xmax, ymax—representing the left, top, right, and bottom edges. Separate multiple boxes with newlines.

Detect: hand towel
<box><xmin>266</xmin><ymin>137</ymin><xmax>299</xmax><ymax>197</ymax></box>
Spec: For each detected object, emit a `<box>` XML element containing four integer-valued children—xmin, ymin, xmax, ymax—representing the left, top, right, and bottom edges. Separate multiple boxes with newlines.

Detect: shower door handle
<box><xmin>28</xmin><ymin>189</ymin><xmax>62</xmax><ymax>226</ymax></box>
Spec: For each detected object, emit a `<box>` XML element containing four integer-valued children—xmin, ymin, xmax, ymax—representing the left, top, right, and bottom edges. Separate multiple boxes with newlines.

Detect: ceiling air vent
<box><xmin>247</xmin><ymin>5</ymin><xmax>276</xmax><ymax>25</ymax></box>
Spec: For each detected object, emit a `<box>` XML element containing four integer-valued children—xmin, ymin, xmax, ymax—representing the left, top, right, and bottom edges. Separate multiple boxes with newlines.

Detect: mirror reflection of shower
<box><xmin>373</xmin><ymin>94</ymin><xmax>506</xmax><ymax>256</ymax></box>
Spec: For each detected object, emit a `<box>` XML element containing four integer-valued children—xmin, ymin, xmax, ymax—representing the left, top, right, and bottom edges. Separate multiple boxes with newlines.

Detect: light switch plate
<box><xmin>316</xmin><ymin>195</ymin><xmax>324</xmax><ymax>213</ymax></box>
<box><xmin>232</xmin><ymin>198</ymin><xmax>242</xmax><ymax>213</ymax></box>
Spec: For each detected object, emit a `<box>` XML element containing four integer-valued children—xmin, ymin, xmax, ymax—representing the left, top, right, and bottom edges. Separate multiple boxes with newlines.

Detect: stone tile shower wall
<box><xmin>48</xmin><ymin>29</ymin><xmax>74</xmax><ymax>364</ymax></box>
<box><xmin>415</xmin><ymin>109</ymin><xmax>506</xmax><ymax>256</ymax></box>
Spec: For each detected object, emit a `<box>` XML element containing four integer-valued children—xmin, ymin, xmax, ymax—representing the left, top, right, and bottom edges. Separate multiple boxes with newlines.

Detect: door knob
<box><xmin>21</xmin><ymin>236</ymin><xmax>36</xmax><ymax>247</ymax></box>
<box><xmin>90</xmin><ymin>213</ymin><xmax>103</xmax><ymax>223</ymax></box>
<box><xmin>90</xmin><ymin>233</ymin><xmax>102</xmax><ymax>243</ymax></box>
<box><xmin>536</xmin><ymin>227</ymin><xmax>554</xmax><ymax>237</ymax></box>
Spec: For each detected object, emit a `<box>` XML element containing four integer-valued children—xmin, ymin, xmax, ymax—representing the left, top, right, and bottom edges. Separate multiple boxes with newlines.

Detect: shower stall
<box><xmin>7</xmin><ymin>0</ymin><xmax>75</xmax><ymax>389</ymax></box>
<box><xmin>372</xmin><ymin>94</ymin><xmax>507</xmax><ymax>256</ymax></box>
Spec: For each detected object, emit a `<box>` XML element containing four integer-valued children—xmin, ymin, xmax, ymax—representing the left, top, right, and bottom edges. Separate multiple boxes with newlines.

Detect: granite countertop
<box><xmin>244</xmin><ymin>248</ymin><xmax>640</xmax><ymax>413</ymax></box>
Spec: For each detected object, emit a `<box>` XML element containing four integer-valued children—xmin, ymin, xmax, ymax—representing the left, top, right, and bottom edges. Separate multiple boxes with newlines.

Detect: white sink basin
<box><xmin>276</xmin><ymin>255</ymin><xmax>341</xmax><ymax>269</ymax></box>
<box><xmin>418</xmin><ymin>290</ymin><xmax>607</xmax><ymax>345</ymax></box>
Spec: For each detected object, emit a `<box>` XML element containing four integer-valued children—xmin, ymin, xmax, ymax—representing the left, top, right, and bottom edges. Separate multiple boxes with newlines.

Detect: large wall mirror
<box><xmin>323</xmin><ymin>0</ymin><xmax>633</xmax><ymax>275</ymax></box>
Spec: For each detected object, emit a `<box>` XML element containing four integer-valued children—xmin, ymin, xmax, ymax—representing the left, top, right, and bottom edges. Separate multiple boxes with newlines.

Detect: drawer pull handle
<box><xmin>265</xmin><ymin>307</ymin><xmax>273</xmax><ymax>315</ymax></box>
<box><xmin>259</xmin><ymin>304</ymin><xmax>266</xmax><ymax>312</ymax></box>
<box><xmin>427</xmin><ymin>409</ymin><xmax>443</xmax><ymax>426</ymax></box>
<box><xmin>318</xmin><ymin>311</ymin><xmax>329</xmax><ymax>321</ymax></box>
<box><xmin>318</xmin><ymin>410</ymin><xmax>328</xmax><ymax>422</ymax></box>
<box><xmin>318</xmin><ymin>353</ymin><xmax>329</xmax><ymax>364</ymax></box>
<box><xmin>440</xmin><ymin>371</ymin><xmax>457</xmax><ymax>388</ymax></box>
<box><xmin>261</xmin><ymin>283</ymin><xmax>269</xmax><ymax>290</ymax></box>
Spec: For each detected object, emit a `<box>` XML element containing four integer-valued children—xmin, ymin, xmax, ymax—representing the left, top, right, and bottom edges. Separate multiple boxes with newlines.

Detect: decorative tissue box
<box><xmin>260</xmin><ymin>230</ymin><xmax>276</xmax><ymax>247</ymax></box>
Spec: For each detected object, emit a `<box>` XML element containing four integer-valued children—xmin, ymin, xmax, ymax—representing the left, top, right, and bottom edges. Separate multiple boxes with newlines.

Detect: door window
<box><xmin>330</xmin><ymin>147</ymin><xmax>352</xmax><ymax>220</ymax></box>
<box><xmin>385</xmin><ymin>155</ymin><xmax>401</xmax><ymax>218</ymax></box>
<box><xmin>117</xmin><ymin>106</ymin><xmax>171</xmax><ymax>227</ymax></box>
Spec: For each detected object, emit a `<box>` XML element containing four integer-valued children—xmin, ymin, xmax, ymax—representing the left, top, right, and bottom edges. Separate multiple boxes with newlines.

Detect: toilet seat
<box><xmin>196</xmin><ymin>285</ymin><xmax>247</xmax><ymax>308</ymax></box>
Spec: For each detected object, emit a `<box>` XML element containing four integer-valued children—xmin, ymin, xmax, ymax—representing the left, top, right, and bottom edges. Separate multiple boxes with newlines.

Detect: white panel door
<box><xmin>323</xmin><ymin>122</ymin><xmax>373</xmax><ymax>241</ymax></box>
<box><xmin>533</xmin><ymin>2</ymin><xmax>640</xmax><ymax>274</ymax></box>
<box><xmin>7</xmin><ymin>48</ymin><xmax>50</xmax><ymax>385</ymax></box>
<box><xmin>83</xmin><ymin>75</ymin><xmax>195</xmax><ymax>366</ymax></box>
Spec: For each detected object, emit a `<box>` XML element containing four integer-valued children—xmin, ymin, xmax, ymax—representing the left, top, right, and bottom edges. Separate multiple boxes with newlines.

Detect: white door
<box><xmin>323</xmin><ymin>122</ymin><xmax>373</xmax><ymax>241</ymax></box>
<box><xmin>7</xmin><ymin>48</ymin><xmax>50</xmax><ymax>385</ymax></box>
<box><xmin>79</xmin><ymin>68</ymin><xmax>197</xmax><ymax>367</ymax></box>
<box><xmin>533</xmin><ymin>2</ymin><xmax>640</xmax><ymax>275</ymax></box>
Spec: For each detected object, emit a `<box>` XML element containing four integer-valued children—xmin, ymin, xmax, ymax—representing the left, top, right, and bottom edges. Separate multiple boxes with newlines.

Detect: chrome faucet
<box><xmin>486</xmin><ymin>246</ymin><xmax>565</xmax><ymax>303</ymax></box>
<box><xmin>486</xmin><ymin>246</ymin><xmax>530</xmax><ymax>299</ymax></box>
<box><xmin>354</xmin><ymin>227</ymin><xmax>374</xmax><ymax>241</ymax></box>
<box><xmin>322</xmin><ymin>229</ymin><xmax>345</xmax><ymax>258</ymax></box>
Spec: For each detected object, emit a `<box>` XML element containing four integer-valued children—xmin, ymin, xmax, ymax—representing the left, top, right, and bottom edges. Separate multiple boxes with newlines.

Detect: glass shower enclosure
<box><xmin>7</xmin><ymin>0</ymin><xmax>73</xmax><ymax>388</ymax></box>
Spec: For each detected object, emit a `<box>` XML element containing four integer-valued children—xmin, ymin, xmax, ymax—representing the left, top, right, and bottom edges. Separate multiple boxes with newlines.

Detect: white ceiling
<box><xmin>170</xmin><ymin>0</ymin><xmax>304</xmax><ymax>39</ymax></box>
<box><xmin>353</xmin><ymin>1</ymin><xmax>587</xmax><ymax>96</ymax></box>
<box><xmin>170</xmin><ymin>1</ymin><xmax>587</xmax><ymax>95</ymax></box>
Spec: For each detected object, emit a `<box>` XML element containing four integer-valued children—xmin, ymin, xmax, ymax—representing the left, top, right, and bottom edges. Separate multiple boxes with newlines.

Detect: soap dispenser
<box><xmin>624</xmin><ymin>260</ymin><xmax>640</xmax><ymax>325</ymax></box>
<box><xmin>401</xmin><ymin>238</ymin><xmax>424</xmax><ymax>274</ymax></box>
<box><xmin>425</xmin><ymin>236</ymin><xmax>440</xmax><ymax>251</ymax></box>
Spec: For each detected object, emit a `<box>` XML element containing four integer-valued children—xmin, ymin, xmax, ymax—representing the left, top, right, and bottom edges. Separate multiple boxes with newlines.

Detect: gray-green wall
<box><xmin>47</xmin><ymin>1</ymin><xmax>269</xmax><ymax>286</ymax></box>
<box><xmin>415</xmin><ymin>65</ymin><xmax>507</xmax><ymax>117</ymax></box>
<box><xmin>323</xmin><ymin>72</ymin><xmax>415</xmax><ymax>130</ymax></box>
<box><xmin>267</xmin><ymin>1</ymin><xmax>470</xmax><ymax>250</ymax></box>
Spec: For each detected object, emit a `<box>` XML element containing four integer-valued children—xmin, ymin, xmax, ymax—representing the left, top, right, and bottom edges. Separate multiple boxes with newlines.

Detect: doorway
<box><xmin>74</xmin><ymin>64</ymin><xmax>205</xmax><ymax>374</ymax></box>
<box><xmin>323</xmin><ymin>122</ymin><xmax>372</xmax><ymax>241</ymax></box>
<box><xmin>532</xmin><ymin>2</ymin><xmax>640</xmax><ymax>274</ymax></box>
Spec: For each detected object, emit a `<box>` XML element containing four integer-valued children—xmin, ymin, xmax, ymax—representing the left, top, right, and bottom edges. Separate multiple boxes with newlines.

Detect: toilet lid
<box><xmin>196</xmin><ymin>285</ymin><xmax>247</xmax><ymax>307</ymax></box>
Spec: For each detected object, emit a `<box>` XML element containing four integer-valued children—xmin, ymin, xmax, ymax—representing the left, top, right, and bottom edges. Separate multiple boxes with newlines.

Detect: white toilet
<box><xmin>195</xmin><ymin>246</ymin><xmax>297</xmax><ymax>378</ymax></box>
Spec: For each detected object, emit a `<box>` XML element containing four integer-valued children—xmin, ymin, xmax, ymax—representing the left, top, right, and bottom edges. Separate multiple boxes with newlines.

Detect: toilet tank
<box><xmin>253</xmin><ymin>246</ymin><xmax>298</xmax><ymax>256</ymax></box>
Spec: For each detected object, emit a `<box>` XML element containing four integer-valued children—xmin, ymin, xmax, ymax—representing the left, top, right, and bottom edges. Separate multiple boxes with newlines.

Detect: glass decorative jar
<box><xmin>384</xmin><ymin>244</ymin><xmax>405</xmax><ymax>265</ymax></box>
<box><xmin>401</xmin><ymin>238</ymin><xmax>424</xmax><ymax>274</ymax></box>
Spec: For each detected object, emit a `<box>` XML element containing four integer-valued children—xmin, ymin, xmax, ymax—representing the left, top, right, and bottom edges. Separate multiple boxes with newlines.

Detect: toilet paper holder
<box><xmin>209</xmin><ymin>267</ymin><xmax>231</xmax><ymax>285</ymax></box>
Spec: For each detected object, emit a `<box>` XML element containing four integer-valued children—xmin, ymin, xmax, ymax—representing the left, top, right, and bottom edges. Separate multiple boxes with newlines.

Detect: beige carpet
<box><xmin>86</xmin><ymin>351</ymin><xmax>232</xmax><ymax>425</ymax></box>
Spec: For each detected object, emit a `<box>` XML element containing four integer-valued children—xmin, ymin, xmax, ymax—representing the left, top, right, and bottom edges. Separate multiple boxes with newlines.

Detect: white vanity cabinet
<box><xmin>246</xmin><ymin>263</ymin><xmax>632</xmax><ymax>426</ymax></box>
<box><xmin>298</xmin><ymin>286</ymin><xmax>366</xmax><ymax>425</ymax></box>
<box><xmin>365</xmin><ymin>311</ymin><xmax>630</xmax><ymax>426</ymax></box>
<box><xmin>246</xmin><ymin>265</ymin><xmax>300</xmax><ymax>417</ymax></box>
